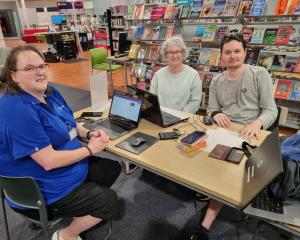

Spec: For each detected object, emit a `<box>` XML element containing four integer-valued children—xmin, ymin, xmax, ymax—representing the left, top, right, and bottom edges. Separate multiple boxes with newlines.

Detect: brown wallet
<box><xmin>209</xmin><ymin>144</ymin><xmax>245</xmax><ymax>164</ymax></box>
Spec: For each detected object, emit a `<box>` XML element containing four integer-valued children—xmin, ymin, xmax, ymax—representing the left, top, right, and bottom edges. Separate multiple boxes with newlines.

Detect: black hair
<box><xmin>220</xmin><ymin>33</ymin><xmax>247</xmax><ymax>53</ymax></box>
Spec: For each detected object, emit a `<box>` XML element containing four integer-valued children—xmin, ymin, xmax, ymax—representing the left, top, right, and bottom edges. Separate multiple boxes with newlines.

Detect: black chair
<box><xmin>267</xmin><ymin>106</ymin><xmax>282</xmax><ymax>131</ymax></box>
<box><xmin>0</xmin><ymin>175</ymin><xmax>60</xmax><ymax>240</ymax></box>
<box><xmin>0</xmin><ymin>175</ymin><xmax>113</xmax><ymax>240</ymax></box>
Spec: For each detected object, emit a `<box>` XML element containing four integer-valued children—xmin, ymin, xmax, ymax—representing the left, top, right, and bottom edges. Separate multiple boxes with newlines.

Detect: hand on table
<box><xmin>239</xmin><ymin>120</ymin><xmax>262</xmax><ymax>140</ymax></box>
<box><xmin>212</xmin><ymin>113</ymin><xmax>232</xmax><ymax>128</ymax></box>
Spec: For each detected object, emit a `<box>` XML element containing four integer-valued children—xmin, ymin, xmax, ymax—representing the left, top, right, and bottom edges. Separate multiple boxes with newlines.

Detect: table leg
<box><xmin>124</xmin><ymin>62</ymin><xmax>128</xmax><ymax>92</ymax></box>
<box><xmin>109</xmin><ymin>59</ymin><xmax>113</xmax><ymax>92</ymax></box>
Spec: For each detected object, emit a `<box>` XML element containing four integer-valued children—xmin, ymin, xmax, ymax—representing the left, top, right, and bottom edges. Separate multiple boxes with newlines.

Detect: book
<box><xmin>284</xmin><ymin>56</ymin><xmax>298</xmax><ymax>72</ymax></box>
<box><xmin>152</xmin><ymin>26</ymin><xmax>160</xmax><ymax>40</ymax></box>
<box><xmin>228</xmin><ymin>25</ymin><xmax>242</xmax><ymax>34</ymax></box>
<box><xmin>164</xmin><ymin>4</ymin><xmax>175</xmax><ymax>19</ymax></box>
<box><xmin>242</xmin><ymin>26</ymin><xmax>254</xmax><ymax>43</ymax></box>
<box><xmin>157</xmin><ymin>26</ymin><xmax>167</xmax><ymax>40</ymax></box>
<box><xmin>165</xmin><ymin>26</ymin><xmax>174</xmax><ymax>39</ymax></box>
<box><xmin>188</xmin><ymin>47</ymin><xmax>201</xmax><ymax>65</ymax></box>
<box><xmin>148</xmin><ymin>45</ymin><xmax>160</xmax><ymax>61</ymax></box>
<box><xmin>173</xmin><ymin>24</ymin><xmax>183</xmax><ymax>36</ymax></box>
<box><xmin>285</xmin><ymin>0</ymin><xmax>300</xmax><ymax>15</ymax></box>
<box><xmin>275</xmin><ymin>25</ymin><xmax>293</xmax><ymax>45</ymax></box>
<box><xmin>174</xmin><ymin>5</ymin><xmax>183</xmax><ymax>18</ymax></box>
<box><xmin>189</xmin><ymin>0</ymin><xmax>204</xmax><ymax>18</ymax></box>
<box><xmin>271</xmin><ymin>54</ymin><xmax>287</xmax><ymax>71</ymax></box>
<box><xmin>201</xmin><ymin>0</ymin><xmax>216</xmax><ymax>17</ymax></box>
<box><xmin>151</xmin><ymin>6</ymin><xmax>167</xmax><ymax>19</ymax></box>
<box><xmin>143</xmin><ymin>6</ymin><xmax>153</xmax><ymax>19</ymax></box>
<box><xmin>289</xmin><ymin>28</ymin><xmax>300</xmax><ymax>45</ymax></box>
<box><xmin>250</xmin><ymin>0</ymin><xmax>265</xmax><ymax>16</ymax></box>
<box><xmin>263</xmin><ymin>28</ymin><xmax>278</xmax><ymax>45</ymax></box>
<box><xmin>215</xmin><ymin>26</ymin><xmax>229</xmax><ymax>43</ymax></box>
<box><xmin>223</xmin><ymin>0</ymin><xmax>241</xmax><ymax>16</ymax></box>
<box><xmin>180</xmin><ymin>5</ymin><xmax>191</xmax><ymax>18</ymax></box>
<box><xmin>142</xmin><ymin>28</ymin><xmax>153</xmax><ymax>40</ymax></box>
<box><xmin>128</xmin><ymin>44</ymin><xmax>140</xmax><ymax>59</ymax></box>
<box><xmin>257</xmin><ymin>51</ymin><xmax>275</xmax><ymax>70</ymax></box>
<box><xmin>244</xmin><ymin>47</ymin><xmax>261</xmax><ymax>65</ymax></box>
<box><xmin>274</xmin><ymin>79</ymin><xmax>294</xmax><ymax>99</ymax></box>
<box><xmin>202</xmin><ymin>24</ymin><xmax>217</xmax><ymax>42</ymax></box>
<box><xmin>198</xmin><ymin>48</ymin><xmax>211</xmax><ymax>65</ymax></box>
<box><xmin>212</xmin><ymin>0</ymin><xmax>226</xmax><ymax>16</ymax></box>
<box><xmin>193</xmin><ymin>25</ymin><xmax>206</xmax><ymax>42</ymax></box>
<box><xmin>208</xmin><ymin>49</ymin><xmax>221</xmax><ymax>66</ymax></box>
<box><xmin>274</xmin><ymin>0</ymin><xmax>289</xmax><ymax>15</ymax></box>
<box><xmin>250</xmin><ymin>28</ymin><xmax>265</xmax><ymax>44</ymax></box>
<box><xmin>127</xmin><ymin>6</ymin><xmax>135</xmax><ymax>19</ymax></box>
<box><xmin>237</xmin><ymin>0</ymin><xmax>253</xmax><ymax>15</ymax></box>
<box><xmin>134</xmin><ymin>26</ymin><xmax>145</xmax><ymax>41</ymax></box>
<box><xmin>290</xmin><ymin>81</ymin><xmax>300</xmax><ymax>101</ymax></box>
<box><xmin>133</xmin><ymin>5</ymin><xmax>145</xmax><ymax>19</ymax></box>
<box><xmin>202</xmin><ymin>73</ymin><xmax>214</xmax><ymax>88</ymax></box>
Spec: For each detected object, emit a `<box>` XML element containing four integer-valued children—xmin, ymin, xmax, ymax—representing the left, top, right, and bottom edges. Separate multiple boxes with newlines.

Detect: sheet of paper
<box><xmin>160</xmin><ymin>106</ymin><xmax>189</xmax><ymax>120</ymax></box>
<box><xmin>203</xmin><ymin>128</ymin><xmax>244</xmax><ymax>152</ymax></box>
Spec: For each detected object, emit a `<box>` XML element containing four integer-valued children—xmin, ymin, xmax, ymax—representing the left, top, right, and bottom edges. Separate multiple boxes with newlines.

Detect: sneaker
<box><xmin>51</xmin><ymin>229</ymin><xmax>82</xmax><ymax>240</ymax></box>
<box><xmin>189</xmin><ymin>225</ymin><xmax>209</xmax><ymax>240</ymax></box>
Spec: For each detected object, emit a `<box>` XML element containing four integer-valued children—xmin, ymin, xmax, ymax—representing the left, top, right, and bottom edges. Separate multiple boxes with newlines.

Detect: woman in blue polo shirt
<box><xmin>0</xmin><ymin>45</ymin><xmax>121</xmax><ymax>240</ymax></box>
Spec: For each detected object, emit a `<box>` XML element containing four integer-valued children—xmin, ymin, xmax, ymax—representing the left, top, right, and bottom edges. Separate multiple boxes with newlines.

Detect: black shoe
<box><xmin>189</xmin><ymin>225</ymin><xmax>209</xmax><ymax>240</ymax></box>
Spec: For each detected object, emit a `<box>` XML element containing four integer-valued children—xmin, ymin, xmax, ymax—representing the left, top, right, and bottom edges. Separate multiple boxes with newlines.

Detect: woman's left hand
<box><xmin>239</xmin><ymin>120</ymin><xmax>262</xmax><ymax>140</ymax></box>
<box><xmin>90</xmin><ymin>130</ymin><xmax>109</xmax><ymax>143</ymax></box>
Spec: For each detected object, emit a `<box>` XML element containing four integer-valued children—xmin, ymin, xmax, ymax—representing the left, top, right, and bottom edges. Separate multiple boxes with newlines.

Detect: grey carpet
<box><xmin>48</xmin><ymin>82</ymin><xmax>91</xmax><ymax>112</ymax></box>
<box><xmin>0</xmin><ymin>84</ymin><xmax>291</xmax><ymax>240</ymax></box>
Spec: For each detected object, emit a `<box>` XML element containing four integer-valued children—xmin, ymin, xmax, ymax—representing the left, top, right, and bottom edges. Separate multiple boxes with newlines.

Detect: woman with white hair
<box><xmin>150</xmin><ymin>36</ymin><xmax>202</xmax><ymax>113</ymax></box>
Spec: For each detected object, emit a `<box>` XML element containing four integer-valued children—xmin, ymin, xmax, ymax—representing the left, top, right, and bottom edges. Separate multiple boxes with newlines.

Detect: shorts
<box><xmin>14</xmin><ymin>157</ymin><xmax>121</xmax><ymax>221</ymax></box>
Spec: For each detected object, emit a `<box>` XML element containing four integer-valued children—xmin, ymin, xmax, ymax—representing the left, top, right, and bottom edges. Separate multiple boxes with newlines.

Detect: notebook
<box><xmin>84</xmin><ymin>91</ymin><xmax>143</xmax><ymax>140</ymax></box>
<box><xmin>134</xmin><ymin>88</ymin><xmax>189</xmax><ymax>127</ymax></box>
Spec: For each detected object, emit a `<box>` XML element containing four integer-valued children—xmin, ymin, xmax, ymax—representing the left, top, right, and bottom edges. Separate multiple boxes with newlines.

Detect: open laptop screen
<box><xmin>110</xmin><ymin>92</ymin><xmax>142</xmax><ymax>123</ymax></box>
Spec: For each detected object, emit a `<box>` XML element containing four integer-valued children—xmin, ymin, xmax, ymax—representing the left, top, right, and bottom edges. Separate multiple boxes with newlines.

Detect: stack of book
<box><xmin>177</xmin><ymin>132</ymin><xmax>208</xmax><ymax>153</ymax></box>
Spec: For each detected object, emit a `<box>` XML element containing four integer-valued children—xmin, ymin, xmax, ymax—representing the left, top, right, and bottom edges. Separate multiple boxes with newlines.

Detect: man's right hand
<box><xmin>212</xmin><ymin>113</ymin><xmax>231</xmax><ymax>128</ymax></box>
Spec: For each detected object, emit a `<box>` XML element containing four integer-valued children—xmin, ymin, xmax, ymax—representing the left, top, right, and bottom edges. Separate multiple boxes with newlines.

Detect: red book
<box><xmin>275</xmin><ymin>25</ymin><xmax>293</xmax><ymax>45</ymax></box>
<box><xmin>274</xmin><ymin>79</ymin><xmax>294</xmax><ymax>99</ymax></box>
<box><xmin>150</xmin><ymin>6</ymin><xmax>167</xmax><ymax>19</ymax></box>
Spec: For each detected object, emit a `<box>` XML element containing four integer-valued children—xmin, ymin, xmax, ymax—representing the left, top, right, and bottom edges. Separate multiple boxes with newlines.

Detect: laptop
<box><xmin>134</xmin><ymin>88</ymin><xmax>189</xmax><ymax>128</ymax></box>
<box><xmin>241</xmin><ymin>129</ymin><xmax>300</xmax><ymax>226</ymax></box>
<box><xmin>84</xmin><ymin>91</ymin><xmax>143</xmax><ymax>140</ymax></box>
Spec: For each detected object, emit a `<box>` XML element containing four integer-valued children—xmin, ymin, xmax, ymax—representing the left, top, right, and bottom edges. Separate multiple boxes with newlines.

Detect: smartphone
<box><xmin>181</xmin><ymin>131</ymin><xmax>206</xmax><ymax>145</ymax></box>
<box><xmin>159</xmin><ymin>131</ymin><xmax>179</xmax><ymax>140</ymax></box>
<box><xmin>80</xmin><ymin>112</ymin><xmax>103</xmax><ymax>118</ymax></box>
<box><xmin>226</xmin><ymin>148</ymin><xmax>245</xmax><ymax>164</ymax></box>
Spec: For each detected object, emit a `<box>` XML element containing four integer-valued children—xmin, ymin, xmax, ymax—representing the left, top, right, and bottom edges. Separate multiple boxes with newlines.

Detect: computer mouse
<box><xmin>203</xmin><ymin>116</ymin><xmax>213</xmax><ymax>125</ymax></box>
<box><xmin>130</xmin><ymin>137</ymin><xmax>146</xmax><ymax>147</ymax></box>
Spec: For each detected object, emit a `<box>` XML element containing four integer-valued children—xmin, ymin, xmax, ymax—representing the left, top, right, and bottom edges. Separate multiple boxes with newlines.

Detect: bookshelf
<box><xmin>125</xmin><ymin>0</ymin><xmax>300</xmax><ymax>129</ymax></box>
<box><xmin>107</xmin><ymin>5</ymin><xmax>128</xmax><ymax>56</ymax></box>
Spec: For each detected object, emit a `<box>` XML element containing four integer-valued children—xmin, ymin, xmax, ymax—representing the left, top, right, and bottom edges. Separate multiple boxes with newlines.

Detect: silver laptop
<box><xmin>242</xmin><ymin>129</ymin><xmax>300</xmax><ymax>226</ymax></box>
<box><xmin>84</xmin><ymin>91</ymin><xmax>143</xmax><ymax>140</ymax></box>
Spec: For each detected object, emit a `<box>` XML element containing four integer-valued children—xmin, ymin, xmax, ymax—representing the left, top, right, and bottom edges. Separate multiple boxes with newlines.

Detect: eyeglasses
<box><xmin>15</xmin><ymin>63</ymin><xmax>49</xmax><ymax>73</ymax></box>
<box><xmin>166</xmin><ymin>50</ymin><xmax>183</xmax><ymax>56</ymax></box>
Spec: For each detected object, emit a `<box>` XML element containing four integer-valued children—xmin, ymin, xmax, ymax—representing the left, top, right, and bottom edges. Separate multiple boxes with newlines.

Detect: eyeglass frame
<box><xmin>165</xmin><ymin>50</ymin><xmax>184</xmax><ymax>56</ymax></box>
<box><xmin>14</xmin><ymin>63</ymin><xmax>49</xmax><ymax>73</ymax></box>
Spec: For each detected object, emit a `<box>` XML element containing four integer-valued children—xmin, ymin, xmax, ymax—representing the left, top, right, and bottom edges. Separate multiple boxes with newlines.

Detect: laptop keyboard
<box><xmin>161</xmin><ymin>111</ymin><xmax>181</xmax><ymax>125</ymax></box>
<box><xmin>83</xmin><ymin>119</ymin><xmax>128</xmax><ymax>133</ymax></box>
<box><xmin>251</xmin><ymin>190</ymin><xmax>284</xmax><ymax>214</ymax></box>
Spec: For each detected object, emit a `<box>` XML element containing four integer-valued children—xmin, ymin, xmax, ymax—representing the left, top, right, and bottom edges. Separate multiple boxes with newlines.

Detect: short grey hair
<box><xmin>160</xmin><ymin>36</ymin><xmax>189</xmax><ymax>60</ymax></box>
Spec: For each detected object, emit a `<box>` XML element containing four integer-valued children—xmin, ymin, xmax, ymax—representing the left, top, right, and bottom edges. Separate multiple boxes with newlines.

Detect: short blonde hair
<box><xmin>160</xmin><ymin>36</ymin><xmax>189</xmax><ymax>60</ymax></box>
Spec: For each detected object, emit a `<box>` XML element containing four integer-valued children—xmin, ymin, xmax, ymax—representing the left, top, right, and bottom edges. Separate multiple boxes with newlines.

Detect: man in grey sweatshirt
<box><xmin>189</xmin><ymin>33</ymin><xmax>277</xmax><ymax>240</ymax></box>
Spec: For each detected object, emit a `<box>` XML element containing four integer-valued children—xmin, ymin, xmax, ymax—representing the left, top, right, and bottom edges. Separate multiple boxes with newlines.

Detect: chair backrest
<box><xmin>267</xmin><ymin>106</ymin><xmax>281</xmax><ymax>131</ymax></box>
<box><xmin>0</xmin><ymin>175</ymin><xmax>48</xmax><ymax>228</ymax></box>
<box><xmin>90</xmin><ymin>48</ymin><xmax>107</xmax><ymax>67</ymax></box>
